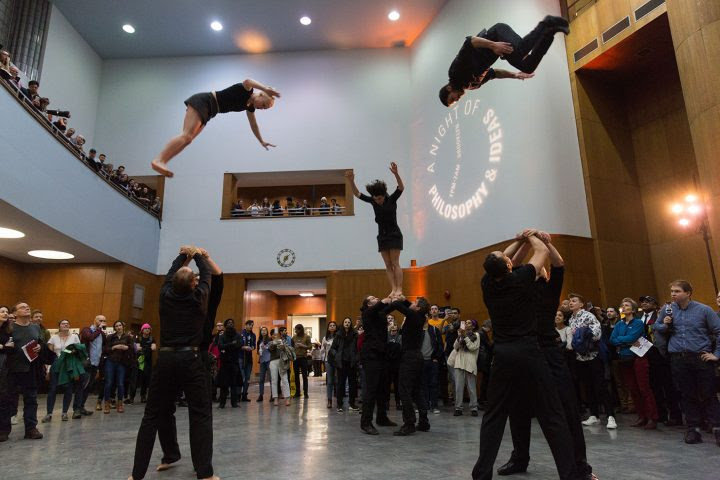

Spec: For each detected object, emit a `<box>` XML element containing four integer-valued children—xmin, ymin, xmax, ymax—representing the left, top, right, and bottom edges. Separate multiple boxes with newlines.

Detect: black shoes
<box><xmin>417</xmin><ymin>420</ymin><xmax>430</xmax><ymax>432</ymax></box>
<box><xmin>241</xmin><ymin>395</ymin><xmax>251</xmax><ymax>402</ymax></box>
<box><xmin>396</xmin><ymin>403</ymin><xmax>402</xmax><ymax>411</ymax></box>
<box><xmin>218</xmin><ymin>402</ymin><xmax>226</xmax><ymax>409</ymax></box>
<box><xmin>257</xmin><ymin>395</ymin><xmax>264</xmax><ymax>402</ymax></box>
<box><xmin>454</xmin><ymin>409</ymin><xmax>463</xmax><ymax>416</ymax></box>
<box><xmin>293</xmin><ymin>394</ymin><xmax>301</xmax><ymax>398</ymax></box>
<box><xmin>497</xmin><ymin>460</ymin><xmax>528</xmax><ymax>476</ymax></box>
<box><xmin>24</xmin><ymin>428</ymin><xmax>43</xmax><ymax>440</ymax></box>
<box><xmin>542</xmin><ymin>15</ymin><xmax>570</xmax><ymax>35</ymax></box>
<box><xmin>376</xmin><ymin>417</ymin><xmax>398</xmax><ymax>427</ymax></box>
<box><xmin>71</xmin><ymin>412</ymin><xmax>82</xmax><ymax>420</ymax></box>
<box><xmin>348</xmin><ymin>404</ymin><xmax>360</xmax><ymax>412</ymax></box>
<box><xmin>471</xmin><ymin>410</ymin><xmax>479</xmax><ymax>417</ymax></box>
<box><xmin>304</xmin><ymin>393</ymin><xmax>309</xmax><ymax>399</ymax></box>
<box><xmin>684</xmin><ymin>428</ymin><xmax>702</xmax><ymax>444</ymax></box>
<box><xmin>393</xmin><ymin>424</ymin><xmax>416</xmax><ymax>436</ymax></box>
<box><xmin>361</xmin><ymin>424</ymin><xmax>379</xmax><ymax>435</ymax></box>
<box><xmin>0</xmin><ymin>432</ymin><xmax>8</xmax><ymax>442</ymax></box>
<box><xmin>714</xmin><ymin>428</ymin><xmax>720</xmax><ymax>447</ymax></box>
<box><xmin>79</xmin><ymin>408</ymin><xmax>94</xmax><ymax>416</ymax></box>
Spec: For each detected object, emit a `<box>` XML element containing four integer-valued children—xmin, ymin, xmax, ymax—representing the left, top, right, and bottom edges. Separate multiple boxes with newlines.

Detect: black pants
<box><xmin>0</xmin><ymin>372</ymin><xmax>38</xmax><ymax>434</ymax></box>
<box><xmin>472</xmin><ymin>339</ymin><xmax>578</xmax><ymax>480</ymax></box>
<box><xmin>337</xmin><ymin>362</ymin><xmax>357</xmax><ymax>407</ymax></box>
<box><xmin>293</xmin><ymin>357</ymin><xmax>310</xmax><ymax>396</ymax></box>
<box><xmin>399</xmin><ymin>350</ymin><xmax>428</xmax><ymax>426</ymax></box>
<box><xmin>131</xmin><ymin>351</ymin><xmax>213</xmax><ymax>480</ymax></box>
<box><xmin>140</xmin><ymin>362</ymin><xmax>153</xmax><ymax>400</ymax></box>
<box><xmin>575</xmin><ymin>356</ymin><xmax>614</xmax><ymax>418</ymax></box>
<box><xmin>218</xmin><ymin>364</ymin><xmax>239</xmax><ymax>407</ymax></box>
<box><xmin>508</xmin><ymin>345</ymin><xmax>591</xmax><ymax>476</ymax></box>
<box><xmin>387</xmin><ymin>365</ymin><xmax>401</xmax><ymax>408</ymax></box>
<box><xmin>648</xmin><ymin>350</ymin><xmax>682</xmax><ymax>421</ymax></box>
<box><xmin>81</xmin><ymin>364</ymin><xmax>101</xmax><ymax>407</ymax></box>
<box><xmin>360</xmin><ymin>358</ymin><xmax>389</xmax><ymax>426</ymax></box>
<box><xmin>671</xmin><ymin>354</ymin><xmax>720</xmax><ymax>429</ymax></box>
<box><xmin>480</xmin><ymin>22</ymin><xmax>557</xmax><ymax>74</ymax></box>
<box><xmin>438</xmin><ymin>362</ymin><xmax>449</xmax><ymax>403</ymax></box>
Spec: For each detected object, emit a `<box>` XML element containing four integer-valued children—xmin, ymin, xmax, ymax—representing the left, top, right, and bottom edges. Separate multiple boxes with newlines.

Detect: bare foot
<box><xmin>156</xmin><ymin>463</ymin><xmax>175</xmax><ymax>472</ymax></box>
<box><xmin>128</xmin><ymin>477</ymin><xmax>134</xmax><ymax>480</ymax></box>
<box><xmin>202</xmin><ymin>476</ymin><xmax>220</xmax><ymax>480</ymax></box>
<box><xmin>151</xmin><ymin>159</ymin><xmax>174</xmax><ymax>178</ymax></box>
<box><xmin>273</xmin><ymin>399</ymin><xmax>279</xmax><ymax>406</ymax></box>
<box><xmin>285</xmin><ymin>399</ymin><xmax>291</xmax><ymax>406</ymax></box>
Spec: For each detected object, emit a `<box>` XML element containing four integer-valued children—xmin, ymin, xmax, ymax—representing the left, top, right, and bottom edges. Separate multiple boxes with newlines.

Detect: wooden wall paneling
<box><xmin>278</xmin><ymin>295</ymin><xmax>326</xmax><ymax>320</ymax></box>
<box><xmin>0</xmin><ymin>256</ymin><xmax>22</xmax><ymax>306</ymax></box>
<box><xmin>221</xmin><ymin>173</ymin><xmax>236</xmax><ymax>218</ymax></box>
<box><xmin>119</xmin><ymin>264</ymin><xmax>163</xmax><ymax>334</ymax></box>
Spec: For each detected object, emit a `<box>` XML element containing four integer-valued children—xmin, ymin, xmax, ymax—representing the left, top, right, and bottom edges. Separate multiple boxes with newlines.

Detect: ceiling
<box><xmin>246</xmin><ymin>278</ymin><xmax>326</xmax><ymax>296</ymax></box>
<box><xmin>52</xmin><ymin>0</ymin><xmax>449</xmax><ymax>59</ymax></box>
<box><xmin>0</xmin><ymin>200</ymin><xmax>120</xmax><ymax>264</ymax></box>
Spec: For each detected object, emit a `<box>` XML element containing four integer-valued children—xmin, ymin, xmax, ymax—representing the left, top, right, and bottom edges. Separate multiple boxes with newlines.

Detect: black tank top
<box><xmin>215</xmin><ymin>83</ymin><xmax>255</xmax><ymax>113</ymax></box>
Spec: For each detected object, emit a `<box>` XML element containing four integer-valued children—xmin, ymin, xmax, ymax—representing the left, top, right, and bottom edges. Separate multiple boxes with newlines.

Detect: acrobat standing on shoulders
<box><xmin>439</xmin><ymin>15</ymin><xmax>570</xmax><ymax>107</ymax></box>
<box><xmin>347</xmin><ymin>163</ymin><xmax>405</xmax><ymax>300</ymax></box>
<box><xmin>151</xmin><ymin>79</ymin><xmax>280</xmax><ymax>177</ymax></box>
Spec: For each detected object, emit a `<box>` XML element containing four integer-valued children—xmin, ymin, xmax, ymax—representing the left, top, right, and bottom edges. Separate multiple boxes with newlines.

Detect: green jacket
<box><xmin>51</xmin><ymin>343</ymin><xmax>88</xmax><ymax>386</ymax></box>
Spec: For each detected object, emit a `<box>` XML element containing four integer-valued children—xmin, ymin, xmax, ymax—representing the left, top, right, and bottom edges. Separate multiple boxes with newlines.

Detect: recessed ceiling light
<box><xmin>299</xmin><ymin>292</ymin><xmax>314</xmax><ymax>297</ymax></box>
<box><xmin>300</xmin><ymin>16</ymin><xmax>312</xmax><ymax>26</ymax></box>
<box><xmin>122</xmin><ymin>24</ymin><xmax>135</xmax><ymax>34</ymax></box>
<box><xmin>28</xmin><ymin>250</ymin><xmax>74</xmax><ymax>260</ymax></box>
<box><xmin>388</xmin><ymin>10</ymin><xmax>400</xmax><ymax>21</ymax></box>
<box><xmin>0</xmin><ymin>227</ymin><xmax>25</xmax><ymax>239</ymax></box>
<box><xmin>210</xmin><ymin>21</ymin><xmax>223</xmax><ymax>31</ymax></box>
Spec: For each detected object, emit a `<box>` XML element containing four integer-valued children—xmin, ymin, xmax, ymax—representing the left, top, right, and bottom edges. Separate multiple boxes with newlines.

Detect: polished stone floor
<box><xmin>1</xmin><ymin>376</ymin><xmax>718</xmax><ymax>480</ymax></box>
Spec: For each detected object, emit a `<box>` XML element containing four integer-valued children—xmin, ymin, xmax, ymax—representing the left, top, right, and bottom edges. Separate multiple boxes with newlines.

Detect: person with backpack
<box><xmin>568</xmin><ymin>293</ymin><xmax>616</xmax><ymax>430</ymax></box>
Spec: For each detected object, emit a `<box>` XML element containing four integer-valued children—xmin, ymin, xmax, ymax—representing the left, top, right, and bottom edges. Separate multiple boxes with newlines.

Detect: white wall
<box><xmin>92</xmin><ymin>49</ymin><xmax>412</xmax><ymax>274</ymax></box>
<box><xmin>409</xmin><ymin>0</ymin><xmax>591</xmax><ymax>266</ymax></box>
<box><xmin>0</xmin><ymin>90</ymin><xmax>160</xmax><ymax>272</ymax></box>
<box><xmin>41</xmin><ymin>5</ymin><xmax>103</xmax><ymax>147</ymax></box>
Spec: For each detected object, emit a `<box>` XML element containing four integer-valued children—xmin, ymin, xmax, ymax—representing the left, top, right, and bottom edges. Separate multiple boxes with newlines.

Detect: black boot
<box><xmin>393</xmin><ymin>423</ymin><xmax>416</xmax><ymax>436</ymax></box>
<box><xmin>541</xmin><ymin>15</ymin><xmax>570</xmax><ymax>35</ymax></box>
<box><xmin>497</xmin><ymin>459</ymin><xmax>528</xmax><ymax>476</ymax></box>
<box><xmin>256</xmin><ymin>395</ymin><xmax>264</xmax><ymax>402</ymax></box>
<box><xmin>361</xmin><ymin>423</ymin><xmax>379</xmax><ymax>435</ymax></box>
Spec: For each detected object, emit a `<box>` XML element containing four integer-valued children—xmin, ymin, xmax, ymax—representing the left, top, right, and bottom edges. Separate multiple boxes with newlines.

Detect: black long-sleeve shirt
<box><xmin>389</xmin><ymin>300</ymin><xmax>425</xmax><ymax>352</ymax></box>
<box><xmin>361</xmin><ymin>300</ymin><xmax>392</xmax><ymax>361</ymax></box>
<box><xmin>199</xmin><ymin>273</ymin><xmax>224</xmax><ymax>352</ymax></box>
<box><xmin>536</xmin><ymin>265</ymin><xmax>564</xmax><ymax>347</ymax></box>
<box><xmin>159</xmin><ymin>253</ymin><xmax>211</xmax><ymax>347</ymax></box>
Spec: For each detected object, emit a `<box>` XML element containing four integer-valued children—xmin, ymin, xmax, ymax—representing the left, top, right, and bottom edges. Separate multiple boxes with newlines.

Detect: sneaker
<box><xmin>41</xmin><ymin>414</ymin><xmax>52</xmax><ymax>423</ymax></box>
<box><xmin>95</xmin><ymin>402</ymin><xmax>102</xmax><ymax>412</ymax></box>
<box><xmin>10</xmin><ymin>415</ymin><xmax>18</xmax><ymax>425</ymax></box>
<box><xmin>24</xmin><ymin>428</ymin><xmax>43</xmax><ymax>440</ymax></box>
<box><xmin>349</xmin><ymin>404</ymin><xmax>360</xmax><ymax>412</ymax></box>
<box><xmin>393</xmin><ymin>424</ymin><xmax>416</xmax><ymax>436</ymax></box>
<box><xmin>454</xmin><ymin>409</ymin><xmax>463</xmax><ymax>416</ymax></box>
<box><xmin>72</xmin><ymin>412</ymin><xmax>82</xmax><ymax>420</ymax></box>
<box><xmin>80</xmin><ymin>408</ymin><xmax>94</xmax><ymax>416</ymax></box>
<box><xmin>606</xmin><ymin>416</ymin><xmax>617</xmax><ymax>429</ymax></box>
<box><xmin>61</xmin><ymin>413</ymin><xmax>69</xmax><ymax>421</ymax></box>
<box><xmin>684</xmin><ymin>428</ymin><xmax>703</xmax><ymax>444</ymax></box>
<box><xmin>582</xmin><ymin>415</ymin><xmax>600</xmax><ymax>426</ymax></box>
<box><xmin>417</xmin><ymin>420</ymin><xmax>431</xmax><ymax>432</ymax></box>
<box><xmin>337</xmin><ymin>407</ymin><xmax>344</xmax><ymax>413</ymax></box>
<box><xmin>471</xmin><ymin>410</ymin><xmax>479</xmax><ymax>417</ymax></box>
<box><xmin>433</xmin><ymin>408</ymin><xmax>440</xmax><ymax>415</ymax></box>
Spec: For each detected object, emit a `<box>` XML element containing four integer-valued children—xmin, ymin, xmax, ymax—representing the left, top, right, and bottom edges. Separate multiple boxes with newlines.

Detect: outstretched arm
<box><xmin>242</xmin><ymin>78</ymin><xmax>281</xmax><ymax>98</ymax></box>
<box><xmin>346</xmin><ymin>170</ymin><xmax>363</xmax><ymax>199</ymax></box>
<box><xmin>526</xmin><ymin>234</ymin><xmax>549</xmax><ymax>275</ymax></box>
<box><xmin>494</xmin><ymin>69</ymin><xmax>534</xmax><ymax>80</ymax></box>
<box><xmin>246</xmin><ymin>111</ymin><xmax>275</xmax><ymax>150</ymax></box>
<box><xmin>390</xmin><ymin>162</ymin><xmax>404</xmax><ymax>191</ymax></box>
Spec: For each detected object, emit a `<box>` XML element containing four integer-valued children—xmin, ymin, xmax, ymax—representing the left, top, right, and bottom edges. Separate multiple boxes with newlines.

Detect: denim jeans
<box><xmin>257</xmin><ymin>361</ymin><xmax>270</xmax><ymax>397</ymax></box>
<box><xmin>422</xmin><ymin>359</ymin><xmax>439</xmax><ymax>409</ymax></box>
<box><xmin>104</xmin><ymin>359</ymin><xmax>127</xmax><ymax>401</ymax></box>
<box><xmin>240</xmin><ymin>358</ymin><xmax>253</xmax><ymax>396</ymax></box>
<box><xmin>47</xmin><ymin>369</ymin><xmax>85</xmax><ymax>414</ymax></box>
<box><xmin>325</xmin><ymin>361</ymin><xmax>336</xmax><ymax>400</ymax></box>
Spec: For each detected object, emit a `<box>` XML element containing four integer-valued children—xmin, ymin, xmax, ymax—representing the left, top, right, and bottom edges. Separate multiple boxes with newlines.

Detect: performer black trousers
<box><xmin>399</xmin><ymin>350</ymin><xmax>428</xmax><ymax>426</ymax></box>
<box><xmin>360</xmin><ymin>358</ymin><xmax>389</xmax><ymax>426</ymax></box>
<box><xmin>472</xmin><ymin>338</ymin><xmax>578</xmax><ymax>480</ymax></box>
<box><xmin>132</xmin><ymin>351</ymin><xmax>213</xmax><ymax>480</ymax></box>
<box><xmin>507</xmin><ymin>345</ymin><xmax>591</xmax><ymax>476</ymax></box>
<box><xmin>481</xmin><ymin>22</ymin><xmax>556</xmax><ymax>74</ymax></box>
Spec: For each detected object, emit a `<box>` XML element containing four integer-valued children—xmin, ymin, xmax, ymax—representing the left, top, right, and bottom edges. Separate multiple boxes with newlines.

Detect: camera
<box><xmin>46</xmin><ymin>109</ymin><xmax>71</xmax><ymax>118</ymax></box>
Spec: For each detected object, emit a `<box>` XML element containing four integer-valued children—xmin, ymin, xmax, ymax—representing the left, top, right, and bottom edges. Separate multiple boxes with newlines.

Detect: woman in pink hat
<box><xmin>136</xmin><ymin>324</ymin><xmax>156</xmax><ymax>403</ymax></box>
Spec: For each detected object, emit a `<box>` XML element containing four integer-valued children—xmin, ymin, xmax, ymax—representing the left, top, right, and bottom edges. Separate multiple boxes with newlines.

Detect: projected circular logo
<box><xmin>276</xmin><ymin>249</ymin><xmax>296</xmax><ymax>268</ymax></box>
<box><xmin>426</xmin><ymin>99</ymin><xmax>503</xmax><ymax>220</ymax></box>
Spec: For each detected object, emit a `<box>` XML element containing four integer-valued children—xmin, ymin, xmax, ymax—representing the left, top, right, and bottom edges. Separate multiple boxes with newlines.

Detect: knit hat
<box><xmin>141</xmin><ymin>323</ymin><xmax>151</xmax><ymax>331</ymax></box>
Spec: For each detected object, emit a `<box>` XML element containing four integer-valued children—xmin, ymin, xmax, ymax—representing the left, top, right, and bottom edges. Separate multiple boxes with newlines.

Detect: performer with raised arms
<box><xmin>346</xmin><ymin>163</ymin><xmax>405</xmax><ymax>300</ymax></box>
<box><xmin>151</xmin><ymin>79</ymin><xmax>280</xmax><ymax>177</ymax></box>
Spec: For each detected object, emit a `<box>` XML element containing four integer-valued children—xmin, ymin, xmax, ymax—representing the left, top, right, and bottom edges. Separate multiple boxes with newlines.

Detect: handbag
<box><xmin>447</xmin><ymin>348</ymin><xmax>457</xmax><ymax>368</ymax></box>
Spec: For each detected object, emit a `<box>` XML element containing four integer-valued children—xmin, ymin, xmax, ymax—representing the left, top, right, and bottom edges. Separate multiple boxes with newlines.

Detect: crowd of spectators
<box><xmin>1</xmin><ymin>49</ymin><xmax>161</xmax><ymax>216</ymax></box>
<box><xmin>231</xmin><ymin>196</ymin><xmax>345</xmax><ymax>217</ymax></box>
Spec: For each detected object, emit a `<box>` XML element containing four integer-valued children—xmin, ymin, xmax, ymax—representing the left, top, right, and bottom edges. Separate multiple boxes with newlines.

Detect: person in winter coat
<box><xmin>329</xmin><ymin>317</ymin><xmax>359</xmax><ymax>412</ymax></box>
<box><xmin>452</xmin><ymin>319</ymin><xmax>481</xmax><ymax>416</ymax></box>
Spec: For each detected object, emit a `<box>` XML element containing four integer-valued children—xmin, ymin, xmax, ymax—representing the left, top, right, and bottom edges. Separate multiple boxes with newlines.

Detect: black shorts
<box><xmin>184</xmin><ymin>92</ymin><xmax>218</xmax><ymax>126</ymax></box>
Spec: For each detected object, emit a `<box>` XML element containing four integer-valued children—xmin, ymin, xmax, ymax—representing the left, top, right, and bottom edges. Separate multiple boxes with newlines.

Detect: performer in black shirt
<box><xmin>472</xmin><ymin>231</ymin><xmax>581</xmax><ymax>480</ymax></box>
<box><xmin>439</xmin><ymin>16</ymin><xmax>570</xmax><ymax>107</ymax></box>
<box><xmin>358</xmin><ymin>295</ymin><xmax>398</xmax><ymax>435</ymax></box>
<box><xmin>347</xmin><ymin>163</ymin><xmax>405</xmax><ymax>300</ymax></box>
<box><xmin>386</xmin><ymin>296</ymin><xmax>431</xmax><ymax>436</ymax></box>
<box><xmin>129</xmin><ymin>246</ymin><xmax>218</xmax><ymax>480</ymax></box>
<box><xmin>154</xmin><ymin>248</ymin><xmax>223</xmax><ymax>473</ymax></box>
<box><xmin>151</xmin><ymin>78</ymin><xmax>280</xmax><ymax>177</ymax></box>
<box><xmin>496</xmin><ymin>232</ymin><xmax>594</xmax><ymax>479</ymax></box>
